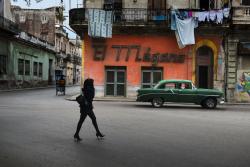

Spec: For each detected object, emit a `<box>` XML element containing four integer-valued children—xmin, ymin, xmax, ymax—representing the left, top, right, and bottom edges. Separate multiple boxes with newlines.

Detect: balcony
<box><xmin>69</xmin><ymin>7</ymin><xmax>230</xmax><ymax>37</ymax></box>
<box><xmin>0</xmin><ymin>16</ymin><xmax>19</xmax><ymax>35</ymax></box>
<box><xmin>55</xmin><ymin>27</ymin><xmax>68</xmax><ymax>37</ymax></box>
<box><xmin>69</xmin><ymin>8</ymin><xmax>169</xmax><ymax>35</ymax></box>
<box><xmin>232</xmin><ymin>6</ymin><xmax>250</xmax><ymax>24</ymax></box>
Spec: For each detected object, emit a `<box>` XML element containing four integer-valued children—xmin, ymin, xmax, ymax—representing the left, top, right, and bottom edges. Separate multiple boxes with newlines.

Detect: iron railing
<box><xmin>69</xmin><ymin>8</ymin><xmax>169</xmax><ymax>25</ymax></box>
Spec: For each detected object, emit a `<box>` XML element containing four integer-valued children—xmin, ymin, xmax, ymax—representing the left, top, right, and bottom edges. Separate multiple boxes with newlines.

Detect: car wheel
<box><xmin>203</xmin><ymin>98</ymin><xmax>217</xmax><ymax>109</ymax></box>
<box><xmin>151</xmin><ymin>98</ymin><xmax>164</xmax><ymax>108</ymax></box>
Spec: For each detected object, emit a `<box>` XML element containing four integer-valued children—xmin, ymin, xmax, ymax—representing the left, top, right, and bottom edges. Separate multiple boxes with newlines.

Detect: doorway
<box><xmin>48</xmin><ymin>59</ymin><xmax>53</xmax><ymax>85</ymax></box>
<box><xmin>105</xmin><ymin>66</ymin><xmax>126</xmax><ymax>97</ymax></box>
<box><xmin>147</xmin><ymin>0</ymin><xmax>166</xmax><ymax>21</ymax></box>
<box><xmin>196</xmin><ymin>46</ymin><xmax>214</xmax><ymax>89</ymax></box>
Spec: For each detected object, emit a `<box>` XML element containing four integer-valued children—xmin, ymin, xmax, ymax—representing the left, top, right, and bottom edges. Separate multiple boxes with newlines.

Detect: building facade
<box><xmin>0</xmin><ymin>20</ymin><xmax>56</xmax><ymax>89</ymax></box>
<box><xmin>12</xmin><ymin>6</ymin><xmax>82</xmax><ymax>85</ymax></box>
<box><xmin>70</xmin><ymin>0</ymin><xmax>229</xmax><ymax>98</ymax></box>
<box><xmin>224</xmin><ymin>0</ymin><xmax>250</xmax><ymax>102</ymax></box>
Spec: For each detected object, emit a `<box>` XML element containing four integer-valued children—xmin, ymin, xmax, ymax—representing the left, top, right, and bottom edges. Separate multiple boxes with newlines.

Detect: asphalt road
<box><xmin>0</xmin><ymin>88</ymin><xmax>250</xmax><ymax>167</ymax></box>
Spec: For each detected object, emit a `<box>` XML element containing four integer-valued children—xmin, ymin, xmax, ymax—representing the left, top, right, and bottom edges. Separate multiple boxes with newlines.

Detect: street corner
<box><xmin>65</xmin><ymin>94</ymin><xmax>79</xmax><ymax>101</ymax></box>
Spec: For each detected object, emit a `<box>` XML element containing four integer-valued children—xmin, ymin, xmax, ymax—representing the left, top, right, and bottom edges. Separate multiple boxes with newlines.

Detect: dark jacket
<box><xmin>80</xmin><ymin>79</ymin><xmax>95</xmax><ymax>112</ymax></box>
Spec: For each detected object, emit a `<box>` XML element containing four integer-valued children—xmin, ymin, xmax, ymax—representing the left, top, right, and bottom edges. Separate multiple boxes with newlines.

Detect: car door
<box><xmin>158</xmin><ymin>82</ymin><xmax>179</xmax><ymax>102</ymax></box>
<box><xmin>178</xmin><ymin>82</ymin><xmax>197</xmax><ymax>103</ymax></box>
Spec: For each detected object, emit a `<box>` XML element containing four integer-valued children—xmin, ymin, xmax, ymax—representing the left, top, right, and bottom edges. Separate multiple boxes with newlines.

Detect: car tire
<box><xmin>151</xmin><ymin>97</ymin><xmax>164</xmax><ymax>108</ymax></box>
<box><xmin>203</xmin><ymin>98</ymin><xmax>217</xmax><ymax>109</ymax></box>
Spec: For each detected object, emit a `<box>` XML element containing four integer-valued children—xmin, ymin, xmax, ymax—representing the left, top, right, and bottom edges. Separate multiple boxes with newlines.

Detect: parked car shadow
<box><xmin>132</xmin><ymin>103</ymin><xmax>227</xmax><ymax>111</ymax></box>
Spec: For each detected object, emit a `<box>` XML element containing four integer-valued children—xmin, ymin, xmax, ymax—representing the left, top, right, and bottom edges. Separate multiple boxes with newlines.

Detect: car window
<box><xmin>164</xmin><ymin>83</ymin><xmax>177</xmax><ymax>89</ymax></box>
<box><xmin>180</xmin><ymin>83</ymin><xmax>191</xmax><ymax>89</ymax></box>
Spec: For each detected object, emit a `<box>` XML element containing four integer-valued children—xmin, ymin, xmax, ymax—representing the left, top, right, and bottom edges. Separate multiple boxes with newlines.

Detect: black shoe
<box><xmin>74</xmin><ymin>134</ymin><xmax>82</xmax><ymax>142</ymax></box>
<box><xmin>96</xmin><ymin>132</ymin><xmax>105</xmax><ymax>140</ymax></box>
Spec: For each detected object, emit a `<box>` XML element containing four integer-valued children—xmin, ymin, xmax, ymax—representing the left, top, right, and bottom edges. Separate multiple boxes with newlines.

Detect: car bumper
<box><xmin>217</xmin><ymin>97</ymin><xmax>225</xmax><ymax>104</ymax></box>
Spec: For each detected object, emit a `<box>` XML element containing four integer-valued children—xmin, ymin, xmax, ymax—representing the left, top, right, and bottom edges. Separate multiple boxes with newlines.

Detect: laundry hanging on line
<box><xmin>88</xmin><ymin>9</ymin><xmax>113</xmax><ymax>38</ymax></box>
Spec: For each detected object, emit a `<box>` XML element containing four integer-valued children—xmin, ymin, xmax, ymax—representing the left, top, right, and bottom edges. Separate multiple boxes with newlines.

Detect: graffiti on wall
<box><xmin>236</xmin><ymin>71</ymin><xmax>250</xmax><ymax>102</ymax></box>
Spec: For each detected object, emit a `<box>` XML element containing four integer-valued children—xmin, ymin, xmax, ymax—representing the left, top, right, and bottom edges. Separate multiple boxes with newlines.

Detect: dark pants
<box><xmin>75</xmin><ymin>108</ymin><xmax>100</xmax><ymax>136</ymax></box>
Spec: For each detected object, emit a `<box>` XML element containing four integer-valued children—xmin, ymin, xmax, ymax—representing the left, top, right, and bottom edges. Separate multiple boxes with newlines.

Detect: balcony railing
<box><xmin>69</xmin><ymin>8</ymin><xmax>169</xmax><ymax>26</ymax></box>
<box><xmin>55</xmin><ymin>27</ymin><xmax>68</xmax><ymax>37</ymax></box>
<box><xmin>0</xmin><ymin>16</ymin><xmax>19</xmax><ymax>34</ymax></box>
<box><xmin>232</xmin><ymin>6</ymin><xmax>250</xmax><ymax>24</ymax></box>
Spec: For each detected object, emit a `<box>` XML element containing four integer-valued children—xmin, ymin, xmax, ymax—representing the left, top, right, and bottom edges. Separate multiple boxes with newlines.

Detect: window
<box><xmin>165</xmin><ymin>83</ymin><xmax>177</xmax><ymax>89</ymax></box>
<box><xmin>18</xmin><ymin>59</ymin><xmax>24</xmax><ymax>75</ymax></box>
<box><xmin>39</xmin><ymin>63</ymin><xmax>43</xmax><ymax>77</ymax></box>
<box><xmin>141</xmin><ymin>67</ymin><xmax>163</xmax><ymax>88</ymax></box>
<box><xmin>33</xmin><ymin>62</ymin><xmax>38</xmax><ymax>76</ymax></box>
<box><xmin>25</xmin><ymin>60</ymin><xmax>30</xmax><ymax>75</ymax></box>
<box><xmin>242</xmin><ymin>0</ymin><xmax>250</xmax><ymax>5</ymax></box>
<box><xmin>0</xmin><ymin>55</ymin><xmax>7</xmax><ymax>75</ymax></box>
<box><xmin>41</xmin><ymin>15</ymin><xmax>48</xmax><ymax>24</ymax></box>
<box><xmin>180</xmin><ymin>83</ymin><xmax>191</xmax><ymax>89</ymax></box>
<box><xmin>20</xmin><ymin>15</ymin><xmax>26</xmax><ymax>23</ymax></box>
<box><xmin>105</xmin><ymin>66</ymin><xmax>126</xmax><ymax>96</ymax></box>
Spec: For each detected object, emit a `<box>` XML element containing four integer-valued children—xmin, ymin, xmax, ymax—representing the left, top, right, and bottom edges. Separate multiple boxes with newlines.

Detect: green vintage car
<box><xmin>136</xmin><ymin>79</ymin><xmax>224</xmax><ymax>109</ymax></box>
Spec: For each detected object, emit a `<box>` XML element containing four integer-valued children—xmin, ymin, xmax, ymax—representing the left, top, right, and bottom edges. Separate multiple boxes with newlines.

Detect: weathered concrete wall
<box><xmin>12</xmin><ymin>7</ymin><xmax>56</xmax><ymax>45</ymax></box>
<box><xmin>0</xmin><ymin>37</ymin><xmax>56</xmax><ymax>90</ymax></box>
<box><xmin>85</xmin><ymin>0</ymin><xmax>104</xmax><ymax>8</ymax></box>
<box><xmin>0</xmin><ymin>0</ymin><xmax>12</xmax><ymax>20</ymax></box>
<box><xmin>232</xmin><ymin>0</ymin><xmax>241</xmax><ymax>7</ymax></box>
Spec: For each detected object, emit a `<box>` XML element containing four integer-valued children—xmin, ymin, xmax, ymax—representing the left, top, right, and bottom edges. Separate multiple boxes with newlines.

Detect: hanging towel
<box><xmin>198</xmin><ymin>11</ymin><xmax>209</xmax><ymax>22</ymax></box>
<box><xmin>175</xmin><ymin>15</ymin><xmax>196</xmax><ymax>47</ymax></box>
<box><xmin>216</xmin><ymin>10</ymin><xmax>223</xmax><ymax>24</ymax></box>
<box><xmin>193</xmin><ymin>11</ymin><xmax>200</xmax><ymax>18</ymax></box>
<box><xmin>223</xmin><ymin>8</ymin><xmax>230</xmax><ymax>18</ymax></box>
<box><xmin>88</xmin><ymin>9</ymin><xmax>113</xmax><ymax>38</ymax></box>
<box><xmin>188</xmin><ymin>11</ymin><xmax>193</xmax><ymax>18</ymax></box>
<box><xmin>209</xmin><ymin>10</ymin><xmax>217</xmax><ymax>21</ymax></box>
<box><xmin>171</xmin><ymin>10</ymin><xmax>177</xmax><ymax>30</ymax></box>
<box><xmin>175</xmin><ymin>31</ymin><xmax>185</xmax><ymax>49</ymax></box>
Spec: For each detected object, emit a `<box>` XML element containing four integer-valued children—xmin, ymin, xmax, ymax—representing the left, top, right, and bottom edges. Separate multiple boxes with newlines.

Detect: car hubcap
<box><xmin>206</xmin><ymin>99</ymin><xmax>215</xmax><ymax>108</ymax></box>
<box><xmin>153</xmin><ymin>98</ymin><xmax>162</xmax><ymax>107</ymax></box>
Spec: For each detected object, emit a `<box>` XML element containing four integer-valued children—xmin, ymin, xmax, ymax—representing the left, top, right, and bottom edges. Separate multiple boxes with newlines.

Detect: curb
<box><xmin>65</xmin><ymin>94</ymin><xmax>136</xmax><ymax>102</ymax></box>
<box><xmin>0</xmin><ymin>85</ymin><xmax>80</xmax><ymax>93</ymax></box>
<box><xmin>65</xmin><ymin>94</ymin><xmax>250</xmax><ymax>105</ymax></box>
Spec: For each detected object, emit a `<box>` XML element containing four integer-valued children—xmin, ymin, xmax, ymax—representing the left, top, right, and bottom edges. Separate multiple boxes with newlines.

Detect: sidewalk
<box><xmin>65</xmin><ymin>93</ymin><xmax>250</xmax><ymax>105</ymax></box>
<box><xmin>0</xmin><ymin>84</ymin><xmax>80</xmax><ymax>93</ymax></box>
<box><xmin>65</xmin><ymin>93</ymin><xmax>136</xmax><ymax>102</ymax></box>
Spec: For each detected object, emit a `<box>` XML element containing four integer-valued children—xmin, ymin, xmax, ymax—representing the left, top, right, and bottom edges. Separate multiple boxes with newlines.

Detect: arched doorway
<box><xmin>196</xmin><ymin>46</ymin><xmax>214</xmax><ymax>89</ymax></box>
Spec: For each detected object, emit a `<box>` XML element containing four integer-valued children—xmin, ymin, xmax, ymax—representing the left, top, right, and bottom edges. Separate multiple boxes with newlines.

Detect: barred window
<box><xmin>18</xmin><ymin>59</ymin><xmax>24</xmax><ymax>75</ymax></box>
<box><xmin>39</xmin><ymin>63</ymin><xmax>43</xmax><ymax>77</ymax></box>
<box><xmin>0</xmin><ymin>55</ymin><xmax>7</xmax><ymax>75</ymax></box>
<box><xmin>25</xmin><ymin>60</ymin><xmax>30</xmax><ymax>76</ymax></box>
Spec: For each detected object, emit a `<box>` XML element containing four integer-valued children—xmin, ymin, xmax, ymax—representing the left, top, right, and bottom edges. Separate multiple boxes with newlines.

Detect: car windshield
<box><xmin>154</xmin><ymin>82</ymin><xmax>163</xmax><ymax>89</ymax></box>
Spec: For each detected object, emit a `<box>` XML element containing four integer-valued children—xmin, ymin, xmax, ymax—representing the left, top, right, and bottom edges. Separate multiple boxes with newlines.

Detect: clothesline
<box><xmin>171</xmin><ymin>7</ymin><xmax>230</xmax><ymax>49</ymax></box>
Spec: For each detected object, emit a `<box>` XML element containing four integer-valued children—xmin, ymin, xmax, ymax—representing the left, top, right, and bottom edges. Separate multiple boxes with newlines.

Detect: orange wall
<box><xmin>83</xmin><ymin>34</ymin><xmax>220</xmax><ymax>86</ymax></box>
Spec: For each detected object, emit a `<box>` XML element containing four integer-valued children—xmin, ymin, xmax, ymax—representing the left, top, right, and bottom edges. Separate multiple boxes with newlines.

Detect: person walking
<box><xmin>74</xmin><ymin>78</ymin><xmax>105</xmax><ymax>141</ymax></box>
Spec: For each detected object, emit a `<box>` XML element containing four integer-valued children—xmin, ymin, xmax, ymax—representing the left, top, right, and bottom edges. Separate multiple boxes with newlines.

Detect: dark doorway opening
<box><xmin>198</xmin><ymin>66</ymin><xmax>208</xmax><ymax>88</ymax></box>
<box><xmin>48</xmin><ymin>59</ymin><xmax>53</xmax><ymax>85</ymax></box>
<box><xmin>200</xmin><ymin>0</ymin><xmax>210</xmax><ymax>10</ymax></box>
<box><xmin>196</xmin><ymin>46</ymin><xmax>214</xmax><ymax>89</ymax></box>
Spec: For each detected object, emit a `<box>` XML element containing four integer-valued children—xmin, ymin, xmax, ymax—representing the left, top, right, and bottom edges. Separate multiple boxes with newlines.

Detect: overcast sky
<box><xmin>11</xmin><ymin>0</ymin><xmax>82</xmax><ymax>38</ymax></box>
